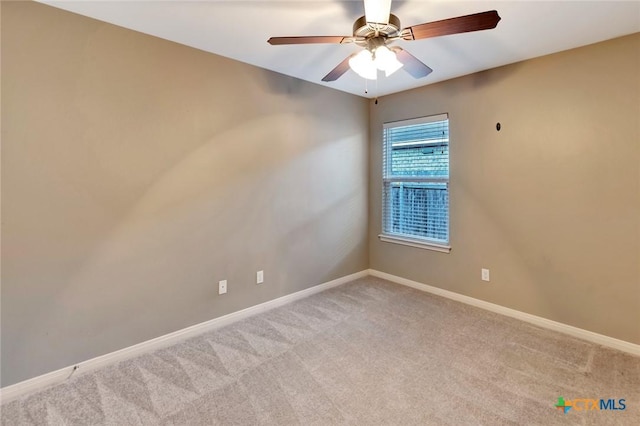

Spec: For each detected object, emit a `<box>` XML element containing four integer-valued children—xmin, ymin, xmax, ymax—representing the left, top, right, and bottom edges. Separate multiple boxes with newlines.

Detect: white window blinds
<box><xmin>382</xmin><ymin>113</ymin><xmax>449</xmax><ymax>244</ymax></box>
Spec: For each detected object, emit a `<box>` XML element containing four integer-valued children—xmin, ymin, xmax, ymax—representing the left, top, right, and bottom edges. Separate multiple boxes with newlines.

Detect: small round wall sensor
<box><xmin>496</xmin><ymin>122</ymin><xmax>501</xmax><ymax>131</ymax></box>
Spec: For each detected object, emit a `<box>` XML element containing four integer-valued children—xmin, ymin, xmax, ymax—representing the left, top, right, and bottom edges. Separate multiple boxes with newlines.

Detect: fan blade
<box><xmin>404</xmin><ymin>10</ymin><xmax>501</xmax><ymax>41</ymax></box>
<box><xmin>267</xmin><ymin>36</ymin><xmax>350</xmax><ymax>45</ymax></box>
<box><xmin>321</xmin><ymin>54</ymin><xmax>355</xmax><ymax>82</ymax></box>
<box><xmin>392</xmin><ymin>48</ymin><xmax>433</xmax><ymax>79</ymax></box>
<box><xmin>364</xmin><ymin>0</ymin><xmax>392</xmax><ymax>24</ymax></box>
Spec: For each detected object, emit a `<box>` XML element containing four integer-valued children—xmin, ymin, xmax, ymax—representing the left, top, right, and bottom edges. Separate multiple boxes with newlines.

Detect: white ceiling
<box><xmin>39</xmin><ymin>1</ymin><xmax>640</xmax><ymax>98</ymax></box>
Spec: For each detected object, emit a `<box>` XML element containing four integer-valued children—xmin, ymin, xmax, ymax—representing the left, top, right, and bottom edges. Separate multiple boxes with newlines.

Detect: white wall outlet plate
<box><xmin>481</xmin><ymin>269</ymin><xmax>490</xmax><ymax>282</ymax></box>
<box><xmin>257</xmin><ymin>270</ymin><xmax>264</xmax><ymax>284</ymax></box>
<box><xmin>218</xmin><ymin>280</ymin><xmax>227</xmax><ymax>295</ymax></box>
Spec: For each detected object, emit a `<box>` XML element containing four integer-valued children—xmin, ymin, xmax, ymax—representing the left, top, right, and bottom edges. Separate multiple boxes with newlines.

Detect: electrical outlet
<box><xmin>218</xmin><ymin>280</ymin><xmax>227</xmax><ymax>295</ymax></box>
<box><xmin>481</xmin><ymin>269</ymin><xmax>490</xmax><ymax>282</ymax></box>
<box><xmin>257</xmin><ymin>270</ymin><xmax>264</xmax><ymax>284</ymax></box>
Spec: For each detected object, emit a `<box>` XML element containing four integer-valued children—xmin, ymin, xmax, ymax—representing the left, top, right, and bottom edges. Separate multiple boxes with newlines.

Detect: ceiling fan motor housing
<box><xmin>353</xmin><ymin>14</ymin><xmax>401</xmax><ymax>43</ymax></box>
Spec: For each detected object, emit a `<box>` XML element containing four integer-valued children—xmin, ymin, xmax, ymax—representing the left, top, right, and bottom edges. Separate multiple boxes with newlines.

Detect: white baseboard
<box><xmin>4</xmin><ymin>268</ymin><xmax>637</xmax><ymax>404</ymax></box>
<box><xmin>0</xmin><ymin>269</ymin><xmax>368</xmax><ymax>404</ymax></box>
<box><xmin>369</xmin><ymin>269</ymin><xmax>640</xmax><ymax>356</ymax></box>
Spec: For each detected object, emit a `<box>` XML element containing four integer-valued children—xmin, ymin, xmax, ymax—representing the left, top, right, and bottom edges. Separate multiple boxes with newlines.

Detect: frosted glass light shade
<box><xmin>374</xmin><ymin>45</ymin><xmax>403</xmax><ymax>77</ymax></box>
<box><xmin>349</xmin><ymin>50</ymin><xmax>377</xmax><ymax>80</ymax></box>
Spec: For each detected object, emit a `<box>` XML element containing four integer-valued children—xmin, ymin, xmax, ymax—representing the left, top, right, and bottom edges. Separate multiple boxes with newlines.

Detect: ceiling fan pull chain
<box><xmin>374</xmin><ymin>75</ymin><xmax>379</xmax><ymax>104</ymax></box>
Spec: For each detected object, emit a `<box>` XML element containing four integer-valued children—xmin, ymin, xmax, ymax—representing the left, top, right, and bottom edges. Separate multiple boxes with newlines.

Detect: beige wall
<box><xmin>1</xmin><ymin>1</ymin><xmax>369</xmax><ymax>386</ymax></box>
<box><xmin>370</xmin><ymin>34</ymin><xmax>640</xmax><ymax>344</ymax></box>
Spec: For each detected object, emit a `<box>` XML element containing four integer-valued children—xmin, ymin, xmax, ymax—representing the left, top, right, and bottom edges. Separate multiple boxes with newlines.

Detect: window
<box><xmin>380</xmin><ymin>113</ymin><xmax>450</xmax><ymax>252</ymax></box>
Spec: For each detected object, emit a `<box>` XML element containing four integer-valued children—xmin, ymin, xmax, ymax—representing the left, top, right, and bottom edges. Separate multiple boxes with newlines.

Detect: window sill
<box><xmin>378</xmin><ymin>234</ymin><xmax>451</xmax><ymax>253</ymax></box>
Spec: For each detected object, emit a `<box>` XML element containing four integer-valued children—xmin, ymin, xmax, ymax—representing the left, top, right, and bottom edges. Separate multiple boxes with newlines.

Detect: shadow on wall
<box><xmin>4</xmin><ymin>109</ymin><xmax>366</xmax><ymax>385</ymax></box>
<box><xmin>1</xmin><ymin>0</ymin><xmax>369</xmax><ymax>386</ymax></box>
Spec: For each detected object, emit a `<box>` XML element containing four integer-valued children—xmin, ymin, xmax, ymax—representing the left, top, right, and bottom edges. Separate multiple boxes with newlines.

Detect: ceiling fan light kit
<box><xmin>267</xmin><ymin>1</ymin><xmax>501</xmax><ymax>84</ymax></box>
<box><xmin>349</xmin><ymin>43</ymin><xmax>403</xmax><ymax>80</ymax></box>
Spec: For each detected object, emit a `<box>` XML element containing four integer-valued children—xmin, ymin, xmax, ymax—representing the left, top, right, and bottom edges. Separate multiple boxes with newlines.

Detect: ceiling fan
<box><xmin>267</xmin><ymin>0</ymin><xmax>501</xmax><ymax>82</ymax></box>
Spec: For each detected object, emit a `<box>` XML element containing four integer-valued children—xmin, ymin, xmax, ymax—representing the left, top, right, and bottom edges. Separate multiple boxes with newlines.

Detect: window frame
<box><xmin>379</xmin><ymin>113</ymin><xmax>451</xmax><ymax>253</ymax></box>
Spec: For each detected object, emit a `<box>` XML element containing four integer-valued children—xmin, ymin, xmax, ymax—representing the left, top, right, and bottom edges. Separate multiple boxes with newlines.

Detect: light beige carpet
<box><xmin>1</xmin><ymin>277</ymin><xmax>639</xmax><ymax>425</ymax></box>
